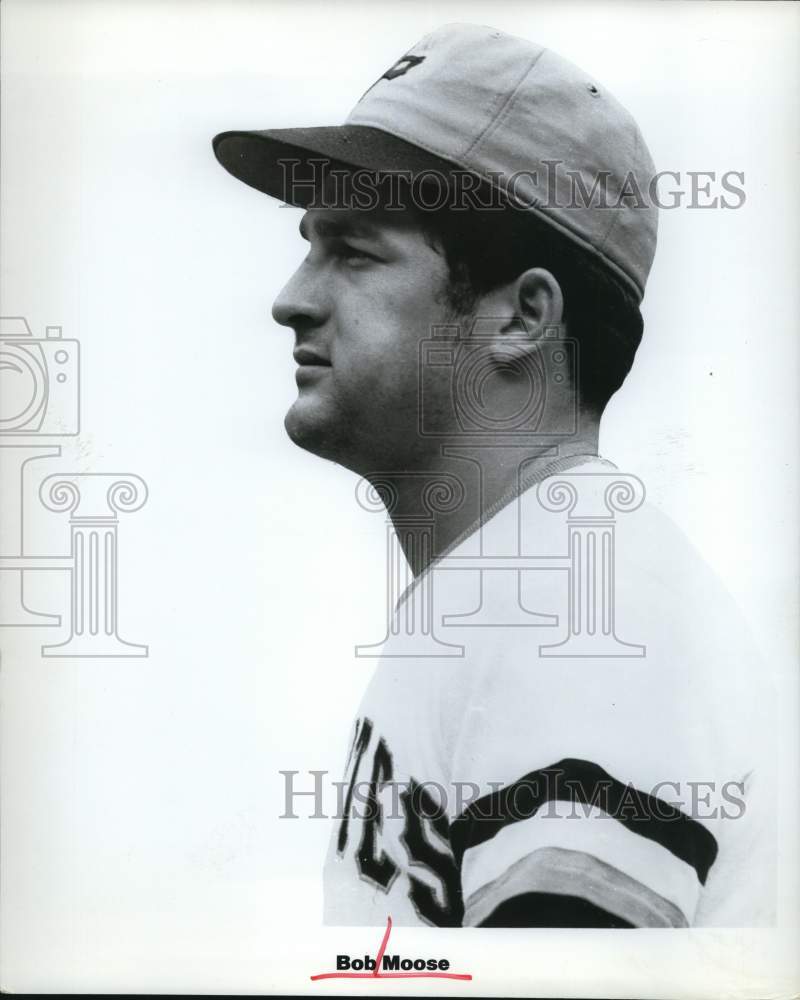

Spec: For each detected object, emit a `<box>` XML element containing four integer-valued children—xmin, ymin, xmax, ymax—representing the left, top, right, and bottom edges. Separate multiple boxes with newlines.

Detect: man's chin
<box><xmin>284</xmin><ymin>401</ymin><xmax>345</xmax><ymax>463</ymax></box>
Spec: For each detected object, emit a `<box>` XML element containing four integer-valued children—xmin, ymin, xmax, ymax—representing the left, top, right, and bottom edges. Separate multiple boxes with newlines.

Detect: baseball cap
<box><xmin>213</xmin><ymin>23</ymin><xmax>657</xmax><ymax>300</ymax></box>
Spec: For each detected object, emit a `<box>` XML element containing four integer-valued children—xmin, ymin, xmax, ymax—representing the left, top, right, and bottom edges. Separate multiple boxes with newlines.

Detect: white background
<box><xmin>1</xmin><ymin>0</ymin><xmax>798</xmax><ymax>995</ymax></box>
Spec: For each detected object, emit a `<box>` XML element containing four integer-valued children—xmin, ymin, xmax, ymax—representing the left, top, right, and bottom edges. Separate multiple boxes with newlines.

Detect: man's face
<box><xmin>272</xmin><ymin>207</ymin><xmax>454</xmax><ymax>475</ymax></box>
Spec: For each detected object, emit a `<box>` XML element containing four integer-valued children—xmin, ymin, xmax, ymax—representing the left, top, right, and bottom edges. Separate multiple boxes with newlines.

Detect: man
<box><xmin>214</xmin><ymin>24</ymin><xmax>772</xmax><ymax>928</ymax></box>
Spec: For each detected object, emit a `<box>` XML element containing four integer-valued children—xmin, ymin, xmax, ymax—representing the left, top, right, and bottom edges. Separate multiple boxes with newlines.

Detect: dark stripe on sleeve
<box><xmin>450</xmin><ymin>757</ymin><xmax>718</xmax><ymax>883</ymax></box>
<box><xmin>478</xmin><ymin>891</ymin><xmax>635</xmax><ymax>928</ymax></box>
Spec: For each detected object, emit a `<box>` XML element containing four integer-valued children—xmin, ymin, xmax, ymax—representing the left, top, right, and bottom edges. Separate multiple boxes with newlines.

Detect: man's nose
<box><xmin>271</xmin><ymin>261</ymin><xmax>326</xmax><ymax>330</ymax></box>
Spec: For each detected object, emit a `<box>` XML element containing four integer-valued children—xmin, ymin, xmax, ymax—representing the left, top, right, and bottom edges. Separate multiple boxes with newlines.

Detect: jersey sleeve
<box><xmin>434</xmin><ymin>487</ymin><xmax>774</xmax><ymax>929</ymax></box>
<box><xmin>443</xmin><ymin>599</ymin><xmax>769</xmax><ymax>928</ymax></box>
<box><xmin>451</xmin><ymin>756</ymin><xmax>716</xmax><ymax>927</ymax></box>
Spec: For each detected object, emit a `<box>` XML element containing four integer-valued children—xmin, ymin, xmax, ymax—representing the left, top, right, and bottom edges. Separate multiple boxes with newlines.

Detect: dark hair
<box><xmin>413</xmin><ymin>202</ymin><xmax>645</xmax><ymax>415</ymax></box>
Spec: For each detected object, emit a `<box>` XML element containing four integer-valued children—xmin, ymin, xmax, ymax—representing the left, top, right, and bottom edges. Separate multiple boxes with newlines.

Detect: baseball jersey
<box><xmin>323</xmin><ymin>457</ymin><xmax>775</xmax><ymax>927</ymax></box>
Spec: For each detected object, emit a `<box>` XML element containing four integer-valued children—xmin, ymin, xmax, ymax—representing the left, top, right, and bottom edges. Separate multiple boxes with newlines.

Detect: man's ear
<box><xmin>472</xmin><ymin>268</ymin><xmax>564</xmax><ymax>359</ymax></box>
<box><xmin>511</xmin><ymin>267</ymin><xmax>564</xmax><ymax>333</ymax></box>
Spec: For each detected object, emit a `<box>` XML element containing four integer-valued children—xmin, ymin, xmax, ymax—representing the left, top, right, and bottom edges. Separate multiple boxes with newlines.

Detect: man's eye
<box><xmin>334</xmin><ymin>242</ymin><xmax>374</xmax><ymax>265</ymax></box>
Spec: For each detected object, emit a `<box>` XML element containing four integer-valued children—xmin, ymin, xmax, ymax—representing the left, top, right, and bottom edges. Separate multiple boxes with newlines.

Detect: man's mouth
<box><xmin>293</xmin><ymin>347</ymin><xmax>331</xmax><ymax>367</ymax></box>
<box><xmin>293</xmin><ymin>347</ymin><xmax>331</xmax><ymax>385</ymax></box>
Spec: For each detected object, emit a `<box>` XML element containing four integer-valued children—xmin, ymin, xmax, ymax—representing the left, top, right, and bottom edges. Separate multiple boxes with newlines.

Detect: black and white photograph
<box><xmin>1</xmin><ymin>1</ymin><xmax>798</xmax><ymax>995</ymax></box>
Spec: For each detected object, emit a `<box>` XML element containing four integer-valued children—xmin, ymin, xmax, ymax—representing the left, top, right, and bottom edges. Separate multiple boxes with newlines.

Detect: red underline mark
<box><xmin>310</xmin><ymin>916</ymin><xmax>473</xmax><ymax>982</ymax></box>
<box><xmin>373</xmin><ymin>913</ymin><xmax>392</xmax><ymax>975</ymax></box>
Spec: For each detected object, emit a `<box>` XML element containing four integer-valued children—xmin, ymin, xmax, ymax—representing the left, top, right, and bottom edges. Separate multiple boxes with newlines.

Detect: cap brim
<box><xmin>212</xmin><ymin>124</ymin><xmax>471</xmax><ymax>205</ymax></box>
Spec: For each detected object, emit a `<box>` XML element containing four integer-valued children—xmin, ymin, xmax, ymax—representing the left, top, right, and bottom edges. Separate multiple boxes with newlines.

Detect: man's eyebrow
<box><xmin>298</xmin><ymin>215</ymin><xmax>379</xmax><ymax>241</ymax></box>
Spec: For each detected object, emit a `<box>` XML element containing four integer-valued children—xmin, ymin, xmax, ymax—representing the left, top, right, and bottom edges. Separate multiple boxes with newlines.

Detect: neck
<box><xmin>372</xmin><ymin>423</ymin><xmax>600</xmax><ymax>577</ymax></box>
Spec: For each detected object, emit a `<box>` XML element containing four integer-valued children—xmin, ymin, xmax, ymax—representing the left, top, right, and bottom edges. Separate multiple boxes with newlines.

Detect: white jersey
<box><xmin>323</xmin><ymin>457</ymin><xmax>774</xmax><ymax>927</ymax></box>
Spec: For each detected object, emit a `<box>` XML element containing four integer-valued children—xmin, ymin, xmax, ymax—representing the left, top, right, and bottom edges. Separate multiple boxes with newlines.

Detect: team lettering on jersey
<box><xmin>336</xmin><ymin>716</ymin><xmax>463</xmax><ymax>926</ymax></box>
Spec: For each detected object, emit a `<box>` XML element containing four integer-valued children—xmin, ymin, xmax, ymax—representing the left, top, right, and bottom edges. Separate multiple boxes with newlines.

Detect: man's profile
<box><xmin>213</xmin><ymin>24</ymin><xmax>773</xmax><ymax>928</ymax></box>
